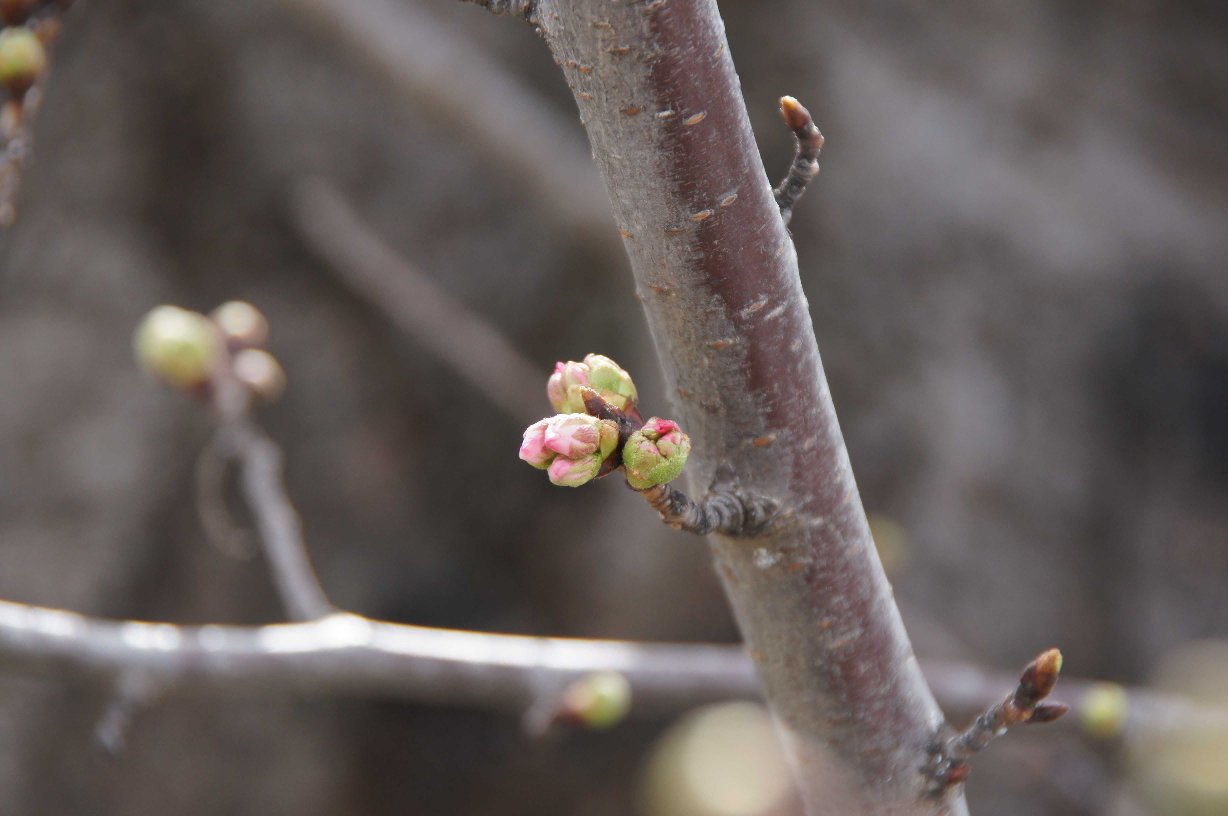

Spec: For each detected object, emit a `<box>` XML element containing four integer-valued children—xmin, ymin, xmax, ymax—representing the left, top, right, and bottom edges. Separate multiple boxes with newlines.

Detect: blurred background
<box><xmin>0</xmin><ymin>0</ymin><xmax>1225</xmax><ymax>813</ymax></box>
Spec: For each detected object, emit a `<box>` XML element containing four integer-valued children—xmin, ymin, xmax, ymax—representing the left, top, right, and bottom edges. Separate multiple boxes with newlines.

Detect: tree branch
<box><xmin>531</xmin><ymin>2</ymin><xmax>960</xmax><ymax>812</ymax></box>
<box><xmin>288</xmin><ymin>177</ymin><xmax>544</xmax><ymax>423</ymax></box>
<box><xmin>278</xmin><ymin>0</ymin><xmax>611</xmax><ymax>242</ymax></box>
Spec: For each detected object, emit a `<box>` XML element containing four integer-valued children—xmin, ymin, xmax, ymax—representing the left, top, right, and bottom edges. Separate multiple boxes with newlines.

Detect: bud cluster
<box><xmin>521</xmin><ymin>353</ymin><xmax>691</xmax><ymax>491</ymax></box>
<box><xmin>133</xmin><ymin>301</ymin><xmax>286</xmax><ymax>404</ymax></box>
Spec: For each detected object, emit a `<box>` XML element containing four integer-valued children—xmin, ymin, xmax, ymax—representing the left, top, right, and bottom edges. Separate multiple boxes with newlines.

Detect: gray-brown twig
<box><xmin>289</xmin><ymin>177</ymin><xmax>544</xmax><ymax>423</ymax></box>
<box><xmin>927</xmin><ymin>649</ymin><xmax>1068</xmax><ymax>792</ymax></box>
<box><xmin>773</xmin><ymin>96</ymin><xmax>824</xmax><ymax>226</ymax></box>
<box><xmin>633</xmin><ymin>470</ymin><xmax>776</xmax><ymax>537</ymax></box>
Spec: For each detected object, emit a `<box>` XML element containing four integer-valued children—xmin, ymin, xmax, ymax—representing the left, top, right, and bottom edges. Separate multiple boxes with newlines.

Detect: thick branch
<box><xmin>532</xmin><ymin>2</ymin><xmax>959</xmax><ymax>813</ymax></box>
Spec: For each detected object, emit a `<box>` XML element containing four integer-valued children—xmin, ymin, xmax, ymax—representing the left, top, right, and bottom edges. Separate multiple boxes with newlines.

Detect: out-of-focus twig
<box><xmin>289</xmin><ymin>177</ymin><xmax>544</xmax><ymax>422</ymax></box>
<box><xmin>276</xmin><ymin>0</ymin><xmax>612</xmax><ymax>242</ymax></box>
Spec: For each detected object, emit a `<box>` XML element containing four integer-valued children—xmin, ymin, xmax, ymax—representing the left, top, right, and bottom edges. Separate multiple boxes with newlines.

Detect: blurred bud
<box><xmin>0</xmin><ymin>27</ymin><xmax>45</xmax><ymax>96</ymax></box>
<box><xmin>547</xmin><ymin>354</ymin><xmax>637</xmax><ymax>414</ymax></box>
<box><xmin>210</xmin><ymin>300</ymin><xmax>269</xmax><ymax>349</ymax></box>
<box><xmin>623</xmin><ymin>417</ymin><xmax>691</xmax><ymax>489</ymax></box>
<box><xmin>640</xmin><ymin>702</ymin><xmax>796</xmax><ymax>816</ymax></box>
<box><xmin>1081</xmin><ymin>682</ymin><xmax>1128</xmax><ymax>739</ymax></box>
<box><xmin>0</xmin><ymin>2</ymin><xmax>38</xmax><ymax>26</ymax></box>
<box><xmin>133</xmin><ymin>305</ymin><xmax>219</xmax><ymax>389</ymax></box>
<box><xmin>561</xmin><ymin>671</ymin><xmax>632</xmax><ymax>730</ymax></box>
<box><xmin>232</xmin><ymin>348</ymin><xmax>286</xmax><ymax>402</ymax></box>
<box><xmin>1132</xmin><ymin>640</ymin><xmax>1228</xmax><ymax>816</ymax></box>
<box><xmin>519</xmin><ymin>413</ymin><xmax>620</xmax><ymax>487</ymax></box>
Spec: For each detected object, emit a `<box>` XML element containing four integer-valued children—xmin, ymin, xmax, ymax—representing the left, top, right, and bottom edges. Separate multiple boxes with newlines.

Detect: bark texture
<box><xmin>533</xmin><ymin>1</ymin><xmax>965</xmax><ymax>812</ymax></box>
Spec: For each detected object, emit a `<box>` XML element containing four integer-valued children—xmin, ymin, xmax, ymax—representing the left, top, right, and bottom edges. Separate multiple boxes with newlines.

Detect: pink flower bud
<box><xmin>547</xmin><ymin>453</ymin><xmax>602</xmax><ymax>487</ymax></box>
<box><xmin>543</xmin><ymin>413</ymin><xmax>602</xmax><ymax>458</ymax></box>
<box><xmin>547</xmin><ymin>361</ymin><xmax>590</xmax><ymax>413</ymax></box>
<box><xmin>518</xmin><ymin>418</ymin><xmax>554</xmax><ymax>469</ymax></box>
<box><xmin>623</xmin><ymin>417</ymin><xmax>691</xmax><ymax>489</ymax></box>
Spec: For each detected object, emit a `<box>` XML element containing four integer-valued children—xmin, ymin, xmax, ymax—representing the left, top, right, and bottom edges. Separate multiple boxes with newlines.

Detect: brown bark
<box><xmin>531</xmin><ymin>1</ymin><xmax>965</xmax><ymax>812</ymax></box>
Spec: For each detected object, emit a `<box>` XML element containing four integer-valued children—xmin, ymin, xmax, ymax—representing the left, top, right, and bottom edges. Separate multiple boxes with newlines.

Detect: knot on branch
<box><xmin>635</xmin><ymin>465</ymin><xmax>777</xmax><ymax>538</ymax></box>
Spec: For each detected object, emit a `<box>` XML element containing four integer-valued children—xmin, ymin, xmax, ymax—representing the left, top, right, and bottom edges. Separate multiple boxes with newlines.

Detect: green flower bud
<box><xmin>583</xmin><ymin>353</ymin><xmax>637</xmax><ymax>411</ymax></box>
<box><xmin>562</xmin><ymin>671</ymin><xmax>632</xmax><ymax>730</ymax></box>
<box><xmin>0</xmin><ymin>28</ymin><xmax>45</xmax><ymax>94</ymax></box>
<box><xmin>1081</xmin><ymin>682</ymin><xmax>1128</xmax><ymax>740</ymax></box>
<box><xmin>133</xmin><ymin>305</ymin><xmax>219</xmax><ymax>389</ymax></box>
<box><xmin>623</xmin><ymin>417</ymin><xmax>691</xmax><ymax>489</ymax></box>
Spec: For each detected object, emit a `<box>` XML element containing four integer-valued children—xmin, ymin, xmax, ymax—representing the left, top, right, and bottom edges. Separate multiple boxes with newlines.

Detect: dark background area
<box><xmin>0</xmin><ymin>0</ymin><xmax>1225</xmax><ymax>813</ymax></box>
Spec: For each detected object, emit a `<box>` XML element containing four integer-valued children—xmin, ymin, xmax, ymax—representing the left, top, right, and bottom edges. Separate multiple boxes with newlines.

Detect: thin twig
<box><xmin>927</xmin><ymin>649</ymin><xmax>1068</xmax><ymax>792</ymax></box>
<box><xmin>275</xmin><ymin>0</ymin><xmax>611</xmax><ymax>241</ymax></box>
<box><xmin>289</xmin><ymin>177</ymin><xmax>544</xmax><ymax>422</ymax></box>
<box><xmin>194</xmin><ymin>432</ymin><xmax>256</xmax><ymax>559</ymax></box>
<box><xmin>224</xmin><ymin>418</ymin><xmax>335</xmax><ymax>622</ymax></box>
<box><xmin>773</xmin><ymin>96</ymin><xmax>824</xmax><ymax>226</ymax></box>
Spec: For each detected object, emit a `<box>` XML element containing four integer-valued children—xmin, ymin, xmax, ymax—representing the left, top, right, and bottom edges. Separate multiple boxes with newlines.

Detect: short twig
<box><xmin>194</xmin><ymin>431</ymin><xmax>256</xmax><ymax>559</ymax></box>
<box><xmin>633</xmin><ymin>467</ymin><xmax>777</xmax><ymax>537</ymax></box>
<box><xmin>223</xmin><ymin>418</ymin><xmax>335</xmax><ymax>622</ymax></box>
<box><xmin>773</xmin><ymin>96</ymin><xmax>824</xmax><ymax>226</ymax></box>
<box><xmin>927</xmin><ymin>649</ymin><xmax>1068</xmax><ymax>792</ymax></box>
<box><xmin>289</xmin><ymin>178</ymin><xmax>544</xmax><ymax>423</ymax></box>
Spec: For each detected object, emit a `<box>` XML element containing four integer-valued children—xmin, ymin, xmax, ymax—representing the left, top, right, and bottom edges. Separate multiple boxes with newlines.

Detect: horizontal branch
<box><xmin>1</xmin><ymin>598</ymin><xmax>1222</xmax><ymax>737</ymax></box>
<box><xmin>0</xmin><ymin>600</ymin><xmax>751</xmax><ymax>714</ymax></box>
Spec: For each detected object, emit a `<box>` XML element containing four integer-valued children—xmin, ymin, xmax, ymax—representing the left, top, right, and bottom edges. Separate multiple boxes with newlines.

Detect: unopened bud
<box><xmin>1081</xmin><ymin>682</ymin><xmax>1128</xmax><ymax>739</ymax></box>
<box><xmin>133</xmin><ymin>305</ymin><xmax>219</xmax><ymax>389</ymax></box>
<box><xmin>561</xmin><ymin>671</ymin><xmax>631</xmax><ymax>730</ymax></box>
<box><xmin>623</xmin><ymin>417</ymin><xmax>691</xmax><ymax>489</ymax></box>
<box><xmin>210</xmin><ymin>301</ymin><xmax>269</xmax><ymax>349</ymax></box>
<box><xmin>0</xmin><ymin>27</ymin><xmax>45</xmax><ymax>96</ymax></box>
<box><xmin>546</xmin><ymin>354</ymin><xmax>637</xmax><ymax>414</ymax></box>
<box><xmin>519</xmin><ymin>413</ymin><xmax>619</xmax><ymax>488</ymax></box>
<box><xmin>233</xmin><ymin>348</ymin><xmax>286</xmax><ymax>402</ymax></box>
<box><xmin>547</xmin><ymin>360</ymin><xmax>591</xmax><ymax>414</ymax></box>
<box><xmin>582</xmin><ymin>353</ymin><xmax>637</xmax><ymax>411</ymax></box>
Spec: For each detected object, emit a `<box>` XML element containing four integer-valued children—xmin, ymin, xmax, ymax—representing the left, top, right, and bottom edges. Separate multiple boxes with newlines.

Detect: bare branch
<box><xmin>927</xmin><ymin>649</ymin><xmax>1068</xmax><ymax>792</ymax></box>
<box><xmin>275</xmin><ymin>0</ymin><xmax>611</xmax><ymax>242</ymax></box>
<box><xmin>289</xmin><ymin>177</ymin><xmax>544</xmax><ymax>422</ymax></box>
<box><xmin>773</xmin><ymin>96</ymin><xmax>824</xmax><ymax>226</ymax></box>
<box><xmin>223</xmin><ymin>417</ymin><xmax>335</xmax><ymax>622</ymax></box>
<box><xmin>0</xmin><ymin>600</ymin><xmax>753</xmax><ymax>714</ymax></box>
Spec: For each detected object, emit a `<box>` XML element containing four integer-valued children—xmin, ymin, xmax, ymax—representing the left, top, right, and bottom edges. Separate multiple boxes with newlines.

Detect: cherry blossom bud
<box><xmin>519</xmin><ymin>418</ymin><xmax>554</xmax><ymax>469</ymax></box>
<box><xmin>546</xmin><ymin>354</ymin><xmax>638</xmax><ymax>414</ymax></box>
<box><xmin>547</xmin><ymin>360</ymin><xmax>590</xmax><ymax>413</ymax></box>
<box><xmin>561</xmin><ymin>671</ymin><xmax>632</xmax><ymax>730</ymax></box>
<box><xmin>547</xmin><ymin>453</ymin><xmax>603</xmax><ymax>488</ymax></box>
<box><xmin>519</xmin><ymin>413</ymin><xmax>620</xmax><ymax>487</ymax></box>
<box><xmin>623</xmin><ymin>417</ymin><xmax>691</xmax><ymax>489</ymax></box>
<box><xmin>233</xmin><ymin>348</ymin><xmax>286</xmax><ymax>402</ymax></box>
<box><xmin>133</xmin><ymin>305</ymin><xmax>220</xmax><ymax>389</ymax></box>
<box><xmin>583</xmin><ymin>353</ymin><xmax>637</xmax><ymax>411</ymax></box>
<box><xmin>0</xmin><ymin>28</ymin><xmax>45</xmax><ymax>96</ymax></box>
<box><xmin>210</xmin><ymin>300</ymin><xmax>269</xmax><ymax>349</ymax></box>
